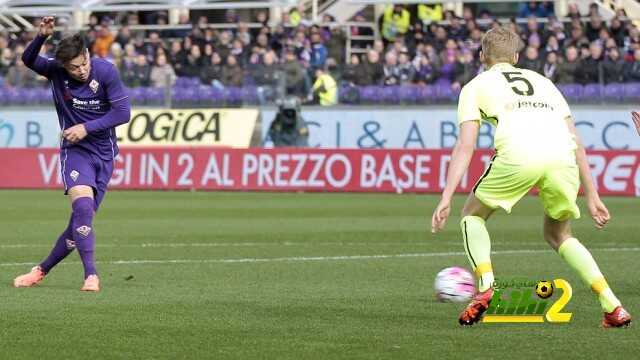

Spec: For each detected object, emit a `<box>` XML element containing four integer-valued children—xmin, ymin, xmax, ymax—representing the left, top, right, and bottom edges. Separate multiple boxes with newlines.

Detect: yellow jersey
<box><xmin>457</xmin><ymin>63</ymin><xmax>577</xmax><ymax>164</ymax></box>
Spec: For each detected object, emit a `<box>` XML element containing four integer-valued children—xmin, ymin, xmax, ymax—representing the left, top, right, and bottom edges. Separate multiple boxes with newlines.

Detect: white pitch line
<box><xmin>1</xmin><ymin>247</ymin><xmax>639</xmax><ymax>268</ymax></box>
<box><xmin>1</xmin><ymin>241</ymin><xmax>635</xmax><ymax>249</ymax></box>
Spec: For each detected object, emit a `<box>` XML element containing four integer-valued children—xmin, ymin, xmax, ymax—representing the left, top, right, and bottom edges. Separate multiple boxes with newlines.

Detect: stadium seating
<box><xmin>5</xmin><ymin>79</ymin><xmax>640</xmax><ymax>106</ymax></box>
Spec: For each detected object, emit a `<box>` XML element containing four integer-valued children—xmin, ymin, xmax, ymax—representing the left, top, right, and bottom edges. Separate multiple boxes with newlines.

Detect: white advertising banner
<box><xmin>261</xmin><ymin>106</ymin><xmax>640</xmax><ymax>150</ymax></box>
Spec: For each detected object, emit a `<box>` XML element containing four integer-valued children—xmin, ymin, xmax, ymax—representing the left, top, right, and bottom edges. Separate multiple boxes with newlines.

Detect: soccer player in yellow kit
<box><xmin>431</xmin><ymin>27</ymin><xmax>631</xmax><ymax>327</ymax></box>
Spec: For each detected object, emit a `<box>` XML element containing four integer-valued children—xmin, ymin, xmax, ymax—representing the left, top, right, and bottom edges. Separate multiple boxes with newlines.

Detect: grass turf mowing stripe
<box><xmin>2</xmin><ymin>247</ymin><xmax>639</xmax><ymax>267</ymax></box>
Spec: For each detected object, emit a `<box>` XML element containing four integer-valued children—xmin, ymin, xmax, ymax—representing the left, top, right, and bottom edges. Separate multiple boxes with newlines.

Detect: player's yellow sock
<box><xmin>558</xmin><ymin>237</ymin><xmax>621</xmax><ymax>313</ymax></box>
<box><xmin>461</xmin><ymin>216</ymin><xmax>494</xmax><ymax>292</ymax></box>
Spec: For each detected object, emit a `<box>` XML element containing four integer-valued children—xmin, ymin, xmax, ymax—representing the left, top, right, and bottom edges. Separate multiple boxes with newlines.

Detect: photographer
<box><xmin>268</xmin><ymin>96</ymin><xmax>309</xmax><ymax>147</ymax></box>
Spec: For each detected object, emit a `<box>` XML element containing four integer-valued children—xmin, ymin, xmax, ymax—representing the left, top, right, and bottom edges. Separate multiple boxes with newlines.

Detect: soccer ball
<box><xmin>434</xmin><ymin>266</ymin><xmax>476</xmax><ymax>303</ymax></box>
<box><xmin>535</xmin><ymin>280</ymin><xmax>554</xmax><ymax>299</ymax></box>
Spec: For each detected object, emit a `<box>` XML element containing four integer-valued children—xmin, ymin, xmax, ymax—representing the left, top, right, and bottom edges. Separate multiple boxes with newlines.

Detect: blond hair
<box><xmin>481</xmin><ymin>26</ymin><xmax>522</xmax><ymax>65</ymax></box>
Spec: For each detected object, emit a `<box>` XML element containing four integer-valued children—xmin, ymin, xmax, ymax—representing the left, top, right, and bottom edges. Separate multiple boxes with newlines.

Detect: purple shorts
<box><xmin>60</xmin><ymin>147</ymin><xmax>113</xmax><ymax>210</ymax></box>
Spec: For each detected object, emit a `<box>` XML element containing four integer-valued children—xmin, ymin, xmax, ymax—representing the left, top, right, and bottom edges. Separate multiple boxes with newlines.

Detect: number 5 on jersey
<box><xmin>502</xmin><ymin>72</ymin><xmax>534</xmax><ymax>96</ymax></box>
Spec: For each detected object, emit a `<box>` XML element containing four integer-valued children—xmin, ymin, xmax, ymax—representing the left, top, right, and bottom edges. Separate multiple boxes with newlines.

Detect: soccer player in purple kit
<box><xmin>13</xmin><ymin>17</ymin><xmax>130</xmax><ymax>291</ymax></box>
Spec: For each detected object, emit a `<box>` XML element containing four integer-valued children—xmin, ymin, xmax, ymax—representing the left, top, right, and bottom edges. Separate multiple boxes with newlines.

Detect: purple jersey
<box><xmin>22</xmin><ymin>35</ymin><xmax>131</xmax><ymax>160</ymax></box>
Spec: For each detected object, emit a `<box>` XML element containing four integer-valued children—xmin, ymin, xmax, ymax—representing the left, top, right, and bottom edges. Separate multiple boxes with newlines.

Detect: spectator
<box><xmin>309</xmin><ymin>33</ymin><xmax>328</xmax><ymax>70</ymax></box>
<box><xmin>602</xmin><ymin>47</ymin><xmax>625</xmax><ymax>83</ymax></box>
<box><xmin>230</xmin><ymin>39</ymin><xmax>247</xmax><ymax>66</ymax></box>
<box><xmin>200</xmin><ymin>52</ymin><xmax>224</xmax><ymax>88</ymax></box>
<box><xmin>312</xmin><ymin>66</ymin><xmax>337</xmax><ymax>106</ymax></box>
<box><xmin>150</xmin><ymin>53</ymin><xmax>176</xmax><ymax>88</ymax></box>
<box><xmin>623</xmin><ymin>49</ymin><xmax>640</xmax><ymax>82</ymax></box>
<box><xmin>383</xmin><ymin>51</ymin><xmax>401</xmax><ymax>86</ymax></box>
<box><xmin>254</xmin><ymin>51</ymin><xmax>281</xmax><ymax>104</ymax></box>
<box><xmin>567</xmin><ymin>3</ymin><xmax>581</xmax><ymax>19</ymax></box>
<box><xmin>544</xmin><ymin>35</ymin><xmax>560</xmax><ymax>55</ymax></box>
<box><xmin>556</xmin><ymin>46</ymin><xmax>580</xmax><ymax>83</ymax></box>
<box><xmin>0</xmin><ymin>48</ymin><xmax>13</xmax><ymax>76</ymax></box>
<box><xmin>202</xmin><ymin>43</ymin><xmax>214</xmax><ymax>65</ymax></box>
<box><xmin>438</xmin><ymin>50</ymin><xmax>458</xmax><ymax>85</ymax></box>
<box><xmin>448</xmin><ymin>17</ymin><xmax>467</xmax><ymax>41</ymax></box>
<box><xmin>542</xmin><ymin>51</ymin><xmax>559</xmax><ymax>82</ymax></box>
<box><xmin>456</xmin><ymin>49</ymin><xmax>478</xmax><ymax>86</ymax></box>
<box><xmin>221</xmin><ymin>55</ymin><xmax>244</xmax><ymax>87</ymax></box>
<box><xmin>107</xmin><ymin>42</ymin><xmax>123</xmax><ymax>68</ymax></box>
<box><xmin>283</xmin><ymin>49</ymin><xmax>307</xmax><ymax>95</ymax></box>
<box><xmin>236</xmin><ymin>22</ymin><xmax>251</xmax><ymax>46</ymax></box>
<box><xmin>92</xmin><ymin>25</ymin><xmax>114</xmax><ymax>58</ymax></box>
<box><xmin>326</xmin><ymin>26</ymin><xmax>346</xmax><ymax>64</ymax></box>
<box><xmin>147</xmin><ymin>32</ymin><xmax>164</xmax><ymax>58</ymax></box>
<box><xmin>577</xmin><ymin>42</ymin><xmax>603</xmax><ymax>84</ymax></box>
<box><xmin>6</xmin><ymin>57</ymin><xmax>39</xmax><ymax>88</ymax></box>
<box><xmin>418</xmin><ymin>3</ymin><xmax>443</xmax><ymax>25</ymax></box>
<box><xmin>168</xmin><ymin>40</ymin><xmax>187</xmax><ymax>76</ymax></box>
<box><xmin>586</xmin><ymin>15</ymin><xmax>605</xmax><ymax>42</ymax></box>
<box><xmin>382</xmin><ymin>5</ymin><xmax>410</xmax><ymax>44</ymax></box>
<box><xmin>397</xmin><ymin>51</ymin><xmax>415</xmax><ymax>85</ymax></box>
<box><xmin>122</xmin><ymin>54</ymin><xmax>151</xmax><ymax>87</ymax></box>
<box><xmin>362</xmin><ymin>50</ymin><xmax>384</xmax><ymax>85</ymax></box>
<box><xmin>609</xmin><ymin>17</ymin><xmax>625</xmax><ymax>47</ymax></box>
<box><xmin>414</xmin><ymin>55</ymin><xmax>437</xmax><ymax>85</ymax></box>
<box><xmin>182</xmin><ymin>45</ymin><xmax>204</xmax><ymax>78</ymax></box>
<box><xmin>519</xmin><ymin>46</ymin><xmax>543</xmax><ymax>73</ymax></box>
<box><xmin>114</xmin><ymin>25</ymin><xmax>132</xmax><ymax>48</ymax></box>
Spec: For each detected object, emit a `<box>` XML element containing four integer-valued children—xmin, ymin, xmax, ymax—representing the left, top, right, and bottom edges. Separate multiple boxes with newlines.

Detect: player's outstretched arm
<box><xmin>431</xmin><ymin>121</ymin><xmax>480</xmax><ymax>233</ymax></box>
<box><xmin>632</xmin><ymin>112</ymin><xmax>640</xmax><ymax>136</ymax></box>
<box><xmin>22</xmin><ymin>17</ymin><xmax>55</xmax><ymax>76</ymax></box>
<box><xmin>566</xmin><ymin>116</ymin><xmax>610</xmax><ymax>229</ymax></box>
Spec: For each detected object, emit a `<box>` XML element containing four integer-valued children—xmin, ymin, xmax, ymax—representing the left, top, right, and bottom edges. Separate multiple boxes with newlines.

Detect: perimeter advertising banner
<box><xmin>0</xmin><ymin>109</ymin><xmax>258</xmax><ymax>149</ymax></box>
<box><xmin>1</xmin><ymin>107</ymin><xmax>638</xmax><ymax>150</ymax></box>
<box><xmin>260</xmin><ymin>107</ymin><xmax>640</xmax><ymax>150</ymax></box>
<box><xmin>116</xmin><ymin>109</ymin><xmax>259</xmax><ymax>147</ymax></box>
<box><xmin>1</xmin><ymin>148</ymin><xmax>638</xmax><ymax>196</ymax></box>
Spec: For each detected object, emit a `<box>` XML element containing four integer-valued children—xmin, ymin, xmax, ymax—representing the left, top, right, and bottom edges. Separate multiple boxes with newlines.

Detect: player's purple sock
<box><xmin>40</xmin><ymin>217</ymin><xmax>75</xmax><ymax>273</ymax></box>
<box><xmin>72</xmin><ymin>197</ymin><xmax>97</xmax><ymax>278</ymax></box>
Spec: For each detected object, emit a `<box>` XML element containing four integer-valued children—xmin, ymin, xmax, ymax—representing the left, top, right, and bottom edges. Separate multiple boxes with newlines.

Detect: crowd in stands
<box><xmin>1</xmin><ymin>2</ymin><xmax>640</xmax><ymax>105</ymax></box>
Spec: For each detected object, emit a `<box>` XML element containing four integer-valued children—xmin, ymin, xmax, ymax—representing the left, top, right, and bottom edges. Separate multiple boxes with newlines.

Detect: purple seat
<box><xmin>398</xmin><ymin>86</ymin><xmax>420</xmax><ymax>103</ymax></box>
<box><xmin>24</xmin><ymin>88</ymin><xmax>40</xmax><ymax>104</ymax></box>
<box><xmin>623</xmin><ymin>83</ymin><xmax>640</xmax><ymax>101</ymax></box>
<box><xmin>128</xmin><ymin>87</ymin><xmax>146</xmax><ymax>105</ymax></box>
<box><xmin>241</xmin><ymin>86</ymin><xmax>259</xmax><ymax>104</ymax></box>
<box><xmin>582</xmin><ymin>84</ymin><xmax>601</xmax><ymax>101</ymax></box>
<box><xmin>172</xmin><ymin>87</ymin><xmax>198</xmax><ymax>105</ymax></box>
<box><xmin>144</xmin><ymin>87</ymin><xmax>165</xmax><ymax>104</ymax></box>
<box><xmin>223</xmin><ymin>87</ymin><xmax>243</xmax><ymax>105</ymax></box>
<box><xmin>416</xmin><ymin>85</ymin><xmax>437</xmax><ymax>104</ymax></box>
<box><xmin>603</xmin><ymin>83</ymin><xmax>624</xmax><ymax>102</ymax></box>
<box><xmin>35</xmin><ymin>87</ymin><xmax>51</xmax><ymax>103</ymax></box>
<box><xmin>175</xmin><ymin>77</ymin><xmax>194</xmax><ymax>87</ymax></box>
<box><xmin>380</xmin><ymin>86</ymin><xmax>400</xmax><ymax>104</ymax></box>
<box><xmin>435</xmin><ymin>82</ymin><xmax>454</xmax><ymax>101</ymax></box>
<box><xmin>359</xmin><ymin>86</ymin><xmax>381</xmax><ymax>103</ymax></box>
<box><xmin>6</xmin><ymin>88</ymin><xmax>26</xmax><ymax>104</ymax></box>
<box><xmin>557</xmin><ymin>84</ymin><xmax>582</xmax><ymax>102</ymax></box>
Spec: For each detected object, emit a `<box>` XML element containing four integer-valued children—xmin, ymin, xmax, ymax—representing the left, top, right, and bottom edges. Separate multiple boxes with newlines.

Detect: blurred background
<box><xmin>0</xmin><ymin>0</ymin><xmax>638</xmax><ymax>194</ymax></box>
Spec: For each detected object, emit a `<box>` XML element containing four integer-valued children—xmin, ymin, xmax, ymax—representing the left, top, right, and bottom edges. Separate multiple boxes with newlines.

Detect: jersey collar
<box><xmin>489</xmin><ymin>62</ymin><xmax>515</xmax><ymax>71</ymax></box>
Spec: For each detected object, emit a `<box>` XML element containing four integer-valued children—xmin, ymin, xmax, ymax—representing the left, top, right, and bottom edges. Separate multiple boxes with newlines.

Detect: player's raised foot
<box><xmin>459</xmin><ymin>288</ymin><xmax>494</xmax><ymax>326</ymax></box>
<box><xmin>602</xmin><ymin>306</ymin><xmax>631</xmax><ymax>328</ymax></box>
<box><xmin>13</xmin><ymin>266</ymin><xmax>46</xmax><ymax>288</ymax></box>
<box><xmin>81</xmin><ymin>274</ymin><xmax>100</xmax><ymax>292</ymax></box>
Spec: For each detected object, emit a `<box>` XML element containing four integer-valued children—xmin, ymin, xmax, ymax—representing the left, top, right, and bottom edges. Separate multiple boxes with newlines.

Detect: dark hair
<box><xmin>55</xmin><ymin>33</ymin><xmax>86</xmax><ymax>64</ymax></box>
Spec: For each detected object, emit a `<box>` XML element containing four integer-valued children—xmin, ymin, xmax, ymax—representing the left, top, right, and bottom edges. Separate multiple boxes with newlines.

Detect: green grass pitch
<box><xmin>0</xmin><ymin>190</ymin><xmax>638</xmax><ymax>359</ymax></box>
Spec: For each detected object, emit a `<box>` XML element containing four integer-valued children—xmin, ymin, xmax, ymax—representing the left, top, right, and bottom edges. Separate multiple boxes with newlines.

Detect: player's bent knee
<box><xmin>461</xmin><ymin>194</ymin><xmax>494</xmax><ymax>220</ymax></box>
<box><xmin>72</xmin><ymin>197</ymin><xmax>94</xmax><ymax>216</ymax></box>
<box><xmin>543</xmin><ymin>217</ymin><xmax>572</xmax><ymax>250</ymax></box>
